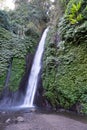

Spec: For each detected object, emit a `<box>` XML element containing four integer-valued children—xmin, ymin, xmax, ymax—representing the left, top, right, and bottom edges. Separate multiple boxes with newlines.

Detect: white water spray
<box><xmin>23</xmin><ymin>27</ymin><xmax>49</xmax><ymax>108</ymax></box>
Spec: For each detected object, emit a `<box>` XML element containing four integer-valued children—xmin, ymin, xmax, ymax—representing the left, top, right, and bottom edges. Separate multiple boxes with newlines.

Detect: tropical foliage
<box><xmin>0</xmin><ymin>0</ymin><xmax>87</xmax><ymax>114</ymax></box>
<box><xmin>59</xmin><ymin>0</ymin><xmax>87</xmax><ymax>45</ymax></box>
<box><xmin>0</xmin><ymin>0</ymin><xmax>48</xmax><ymax>92</ymax></box>
<box><xmin>0</xmin><ymin>10</ymin><xmax>10</xmax><ymax>30</ymax></box>
<box><xmin>43</xmin><ymin>0</ymin><xmax>87</xmax><ymax>114</ymax></box>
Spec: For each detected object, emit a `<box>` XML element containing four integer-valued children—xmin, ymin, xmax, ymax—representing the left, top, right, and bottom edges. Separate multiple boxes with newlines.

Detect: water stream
<box><xmin>22</xmin><ymin>27</ymin><xmax>49</xmax><ymax>108</ymax></box>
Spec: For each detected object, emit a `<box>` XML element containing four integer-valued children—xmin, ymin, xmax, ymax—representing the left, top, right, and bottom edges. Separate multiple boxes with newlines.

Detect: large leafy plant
<box><xmin>59</xmin><ymin>0</ymin><xmax>87</xmax><ymax>44</ymax></box>
<box><xmin>66</xmin><ymin>1</ymin><xmax>83</xmax><ymax>24</ymax></box>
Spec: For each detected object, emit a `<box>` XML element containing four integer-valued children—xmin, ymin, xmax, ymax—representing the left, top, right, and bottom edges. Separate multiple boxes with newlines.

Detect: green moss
<box><xmin>42</xmin><ymin>0</ymin><xmax>87</xmax><ymax>114</ymax></box>
<box><xmin>0</xmin><ymin>27</ymin><xmax>12</xmax><ymax>91</ymax></box>
<box><xmin>0</xmin><ymin>72</ymin><xmax>6</xmax><ymax>92</ymax></box>
<box><xmin>57</xmin><ymin>43</ymin><xmax>87</xmax><ymax>108</ymax></box>
<box><xmin>0</xmin><ymin>25</ymin><xmax>39</xmax><ymax>92</ymax></box>
<box><xmin>0</xmin><ymin>27</ymin><xmax>11</xmax><ymax>40</ymax></box>
<box><xmin>9</xmin><ymin>58</ymin><xmax>25</xmax><ymax>91</ymax></box>
<box><xmin>43</xmin><ymin>26</ymin><xmax>87</xmax><ymax>113</ymax></box>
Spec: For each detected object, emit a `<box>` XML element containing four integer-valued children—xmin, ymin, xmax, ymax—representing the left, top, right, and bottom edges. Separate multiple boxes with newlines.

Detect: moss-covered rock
<box><xmin>0</xmin><ymin>25</ymin><xmax>39</xmax><ymax>92</ymax></box>
<box><xmin>9</xmin><ymin>58</ymin><xmax>25</xmax><ymax>91</ymax></box>
<box><xmin>0</xmin><ymin>27</ymin><xmax>12</xmax><ymax>92</ymax></box>
<box><xmin>43</xmin><ymin>25</ymin><xmax>87</xmax><ymax>114</ymax></box>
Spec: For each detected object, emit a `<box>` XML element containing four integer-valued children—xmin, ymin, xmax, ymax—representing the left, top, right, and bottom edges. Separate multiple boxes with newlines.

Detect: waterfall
<box><xmin>23</xmin><ymin>27</ymin><xmax>49</xmax><ymax>108</ymax></box>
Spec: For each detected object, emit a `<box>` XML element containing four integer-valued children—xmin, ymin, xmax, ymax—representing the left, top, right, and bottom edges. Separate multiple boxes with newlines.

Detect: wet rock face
<box><xmin>34</xmin><ymin>75</ymin><xmax>44</xmax><ymax>107</ymax></box>
<box><xmin>19</xmin><ymin>53</ymin><xmax>34</xmax><ymax>94</ymax></box>
<box><xmin>0</xmin><ymin>53</ymin><xmax>34</xmax><ymax>106</ymax></box>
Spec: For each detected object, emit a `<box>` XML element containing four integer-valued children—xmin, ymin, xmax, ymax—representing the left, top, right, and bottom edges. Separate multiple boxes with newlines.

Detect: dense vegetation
<box><xmin>0</xmin><ymin>0</ymin><xmax>49</xmax><ymax>92</ymax></box>
<box><xmin>43</xmin><ymin>0</ymin><xmax>87</xmax><ymax>114</ymax></box>
<box><xmin>0</xmin><ymin>0</ymin><xmax>87</xmax><ymax>114</ymax></box>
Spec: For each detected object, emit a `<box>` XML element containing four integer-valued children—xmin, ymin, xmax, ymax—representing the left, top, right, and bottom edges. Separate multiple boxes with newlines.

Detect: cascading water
<box><xmin>23</xmin><ymin>27</ymin><xmax>49</xmax><ymax>108</ymax></box>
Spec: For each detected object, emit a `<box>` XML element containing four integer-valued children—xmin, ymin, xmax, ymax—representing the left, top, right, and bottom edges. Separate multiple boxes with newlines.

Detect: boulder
<box><xmin>5</xmin><ymin>118</ymin><xmax>11</xmax><ymax>124</ymax></box>
<box><xmin>16</xmin><ymin>116</ymin><xmax>24</xmax><ymax>122</ymax></box>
